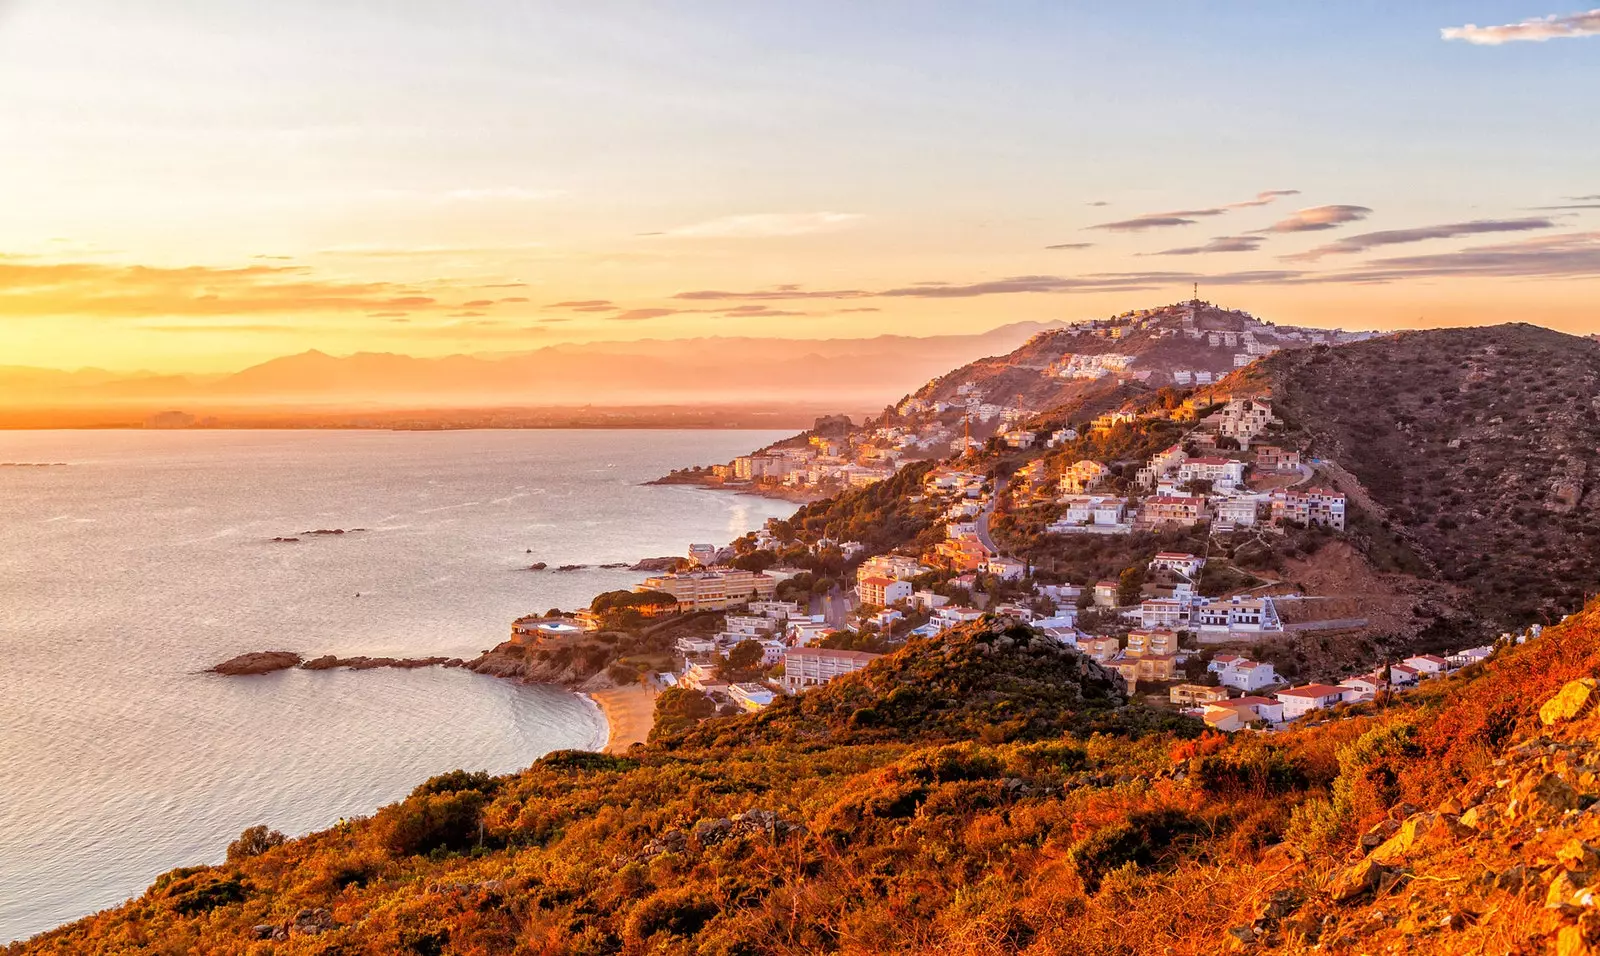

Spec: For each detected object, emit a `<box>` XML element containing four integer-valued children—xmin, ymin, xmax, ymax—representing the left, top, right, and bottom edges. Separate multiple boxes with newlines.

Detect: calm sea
<box><xmin>0</xmin><ymin>428</ymin><xmax>794</xmax><ymax>942</ymax></box>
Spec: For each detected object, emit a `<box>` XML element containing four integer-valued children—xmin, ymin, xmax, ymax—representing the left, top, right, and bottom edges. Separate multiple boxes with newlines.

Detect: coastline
<box><xmin>647</xmin><ymin>475</ymin><xmax>825</xmax><ymax>504</ymax></box>
<box><xmin>588</xmin><ymin>684</ymin><xmax>659</xmax><ymax>754</ymax></box>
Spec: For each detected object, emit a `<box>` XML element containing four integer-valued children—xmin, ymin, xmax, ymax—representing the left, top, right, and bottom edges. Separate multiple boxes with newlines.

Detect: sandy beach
<box><xmin>591</xmin><ymin>684</ymin><xmax>658</xmax><ymax>754</ymax></box>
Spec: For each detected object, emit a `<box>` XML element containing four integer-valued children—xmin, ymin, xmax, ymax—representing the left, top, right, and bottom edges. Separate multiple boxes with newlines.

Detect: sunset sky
<box><xmin>2</xmin><ymin>1</ymin><xmax>1598</xmax><ymax>372</ymax></box>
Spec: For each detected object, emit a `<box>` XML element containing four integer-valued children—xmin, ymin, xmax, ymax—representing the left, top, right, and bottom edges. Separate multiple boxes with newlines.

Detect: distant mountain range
<box><xmin>0</xmin><ymin>322</ymin><xmax>1063</xmax><ymax>414</ymax></box>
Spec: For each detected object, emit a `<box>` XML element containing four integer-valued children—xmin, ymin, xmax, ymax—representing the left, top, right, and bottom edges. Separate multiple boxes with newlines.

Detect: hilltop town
<box><xmin>614</xmin><ymin>302</ymin><xmax>1470</xmax><ymax>733</ymax></box>
<box><xmin>657</xmin><ymin>300</ymin><xmax>1373</xmax><ymax>500</ymax></box>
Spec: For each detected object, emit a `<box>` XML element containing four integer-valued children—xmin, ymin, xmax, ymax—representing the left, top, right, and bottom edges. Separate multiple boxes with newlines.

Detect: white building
<box><xmin>1149</xmin><ymin>551</ymin><xmax>1205</xmax><ymax>580</ymax></box>
<box><xmin>858</xmin><ymin>576</ymin><xmax>913</xmax><ymax>607</ymax></box>
<box><xmin>986</xmin><ymin>557</ymin><xmax>1027</xmax><ymax>581</ymax></box>
<box><xmin>729</xmin><ymin>682</ymin><xmax>776</xmax><ymax>711</ymax></box>
<box><xmin>1276</xmin><ymin>684</ymin><xmax>1347</xmax><ymax>720</ymax></box>
<box><xmin>782</xmin><ymin>647</ymin><xmax>881</xmax><ymax>691</ymax></box>
<box><xmin>1049</xmin><ymin>496</ymin><xmax>1132</xmax><ymax>535</ymax></box>
<box><xmin>1218</xmin><ymin>659</ymin><xmax>1279</xmax><ymax>692</ymax></box>
<box><xmin>1191</xmin><ymin>596</ymin><xmax>1282</xmax><ymax>640</ymax></box>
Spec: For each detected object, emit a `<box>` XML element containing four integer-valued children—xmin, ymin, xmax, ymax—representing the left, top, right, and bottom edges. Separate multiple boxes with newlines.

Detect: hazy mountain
<box><xmin>0</xmin><ymin>321</ymin><xmax>1061</xmax><ymax>412</ymax></box>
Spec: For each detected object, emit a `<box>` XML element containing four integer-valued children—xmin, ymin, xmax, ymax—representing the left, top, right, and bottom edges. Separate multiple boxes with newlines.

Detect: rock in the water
<box><xmin>1542</xmin><ymin>679</ymin><xmax>1599</xmax><ymax>726</ymax></box>
<box><xmin>212</xmin><ymin>651</ymin><xmax>302</xmax><ymax>676</ymax></box>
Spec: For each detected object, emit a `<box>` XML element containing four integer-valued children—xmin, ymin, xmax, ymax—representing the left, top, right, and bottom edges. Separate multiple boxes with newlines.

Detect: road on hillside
<box><xmin>975</xmin><ymin>477</ymin><xmax>1005</xmax><ymax>555</ymax></box>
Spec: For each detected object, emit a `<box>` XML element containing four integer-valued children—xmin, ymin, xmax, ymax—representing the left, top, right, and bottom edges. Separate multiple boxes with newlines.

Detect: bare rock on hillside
<box><xmin>1542</xmin><ymin>679</ymin><xmax>1600</xmax><ymax>726</ymax></box>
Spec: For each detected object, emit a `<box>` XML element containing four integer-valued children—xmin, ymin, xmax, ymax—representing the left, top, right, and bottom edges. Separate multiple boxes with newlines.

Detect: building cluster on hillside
<box><xmin>1038</xmin><ymin>397</ymin><xmax>1346</xmax><ymax>537</ymax></box>
<box><xmin>1182</xmin><ymin>645</ymin><xmax>1497</xmax><ymax>731</ymax></box>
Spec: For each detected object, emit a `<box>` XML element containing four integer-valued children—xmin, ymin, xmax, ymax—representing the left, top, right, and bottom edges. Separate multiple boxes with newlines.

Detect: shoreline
<box><xmin>647</xmin><ymin>475</ymin><xmax>826</xmax><ymax>504</ymax></box>
<box><xmin>587</xmin><ymin>684</ymin><xmax>659</xmax><ymax>754</ymax></box>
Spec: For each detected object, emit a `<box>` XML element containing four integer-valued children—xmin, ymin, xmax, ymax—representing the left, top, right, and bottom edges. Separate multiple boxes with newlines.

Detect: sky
<box><xmin>1</xmin><ymin>1</ymin><xmax>1597</xmax><ymax>372</ymax></box>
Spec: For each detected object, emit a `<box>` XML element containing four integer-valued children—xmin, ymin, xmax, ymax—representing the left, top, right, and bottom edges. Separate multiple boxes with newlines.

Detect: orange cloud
<box><xmin>0</xmin><ymin>256</ymin><xmax>468</xmax><ymax>317</ymax></box>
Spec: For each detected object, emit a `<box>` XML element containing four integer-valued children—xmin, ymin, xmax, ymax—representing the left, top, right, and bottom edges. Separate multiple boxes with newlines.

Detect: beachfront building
<box><xmin>781</xmin><ymin>647</ymin><xmax>882</xmax><ymax>691</ymax></box>
<box><xmin>637</xmin><ymin>568</ymin><xmax>777</xmax><ymax>612</ymax></box>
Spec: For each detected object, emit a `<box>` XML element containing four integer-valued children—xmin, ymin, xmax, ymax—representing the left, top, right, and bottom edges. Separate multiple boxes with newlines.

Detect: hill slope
<box><xmin>1253</xmin><ymin>323</ymin><xmax>1600</xmax><ymax>628</ymax></box>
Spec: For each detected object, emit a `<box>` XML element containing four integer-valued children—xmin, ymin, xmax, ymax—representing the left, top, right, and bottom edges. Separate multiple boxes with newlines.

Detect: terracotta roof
<box><xmin>1276</xmin><ymin>683</ymin><xmax>1346</xmax><ymax>698</ymax></box>
<box><xmin>859</xmin><ymin>576</ymin><xmax>897</xmax><ymax>588</ymax></box>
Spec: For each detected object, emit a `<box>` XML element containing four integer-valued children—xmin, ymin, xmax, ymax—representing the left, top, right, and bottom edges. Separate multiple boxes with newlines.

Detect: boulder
<box><xmin>1369</xmin><ymin>813</ymin><xmax>1452</xmax><ymax>865</ymax></box>
<box><xmin>1561</xmin><ymin>840</ymin><xmax>1600</xmax><ymax>872</ymax></box>
<box><xmin>1548</xmin><ymin>870</ymin><xmax>1593</xmax><ymax>911</ymax></box>
<box><xmin>290</xmin><ymin>907</ymin><xmax>337</xmax><ymax>935</ymax></box>
<box><xmin>1330</xmin><ymin>858</ymin><xmax>1387</xmax><ymax>903</ymax></box>
<box><xmin>1542</xmin><ymin>679</ymin><xmax>1599</xmax><ymax>726</ymax></box>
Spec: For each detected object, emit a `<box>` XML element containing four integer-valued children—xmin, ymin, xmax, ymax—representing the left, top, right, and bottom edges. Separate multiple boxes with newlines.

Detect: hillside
<box><xmin>0</xmin><ymin>617</ymin><xmax>1322</xmax><ymax>956</ymax></box>
<box><xmin>1253</xmin><ymin>323</ymin><xmax>1600</xmax><ymax>629</ymax></box>
<box><xmin>673</xmin><ymin>617</ymin><xmax>1165</xmax><ymax>749</ymax></box>
<box><xmin>20</xmin><ymin>601</ymin><xmax>1600</xmax><ymax>953</ymax></box>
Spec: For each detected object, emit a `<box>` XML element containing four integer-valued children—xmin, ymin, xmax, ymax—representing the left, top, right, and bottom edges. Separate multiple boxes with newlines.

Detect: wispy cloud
<box><xmin>610</xmin><ymin>308</ymin><xmax>683</xmax><ymax>321</ymax></box>
<box><xmin>1294</xmin><ymin>231</ymin><xmax>1600</xmax><ymax>284</ymax></box>
<box><xmin>1150</xmin><ymin>236</ymin><xmax>1265</xmax><ymax>256</ymax></box>
<box><xmin>1283</xmin><ymin>217</ymin><xmax>1555</xmax><ymax>262</ymax></box>
<box><xmin>1090</xmin><ymin>215</ymin><xmax>1208</xmax><ymax>232</ymax></box>
<box><xmin>544</xmin><ymin>299</ymin><xmax>617</xmax><ymax>311</ymax></box>
<box><xmin>674</xmin><ymin>270</ymin><xmax>1302</xmax><ymax>302</ymax></box>
<box><xmin>1258</xmin><ymin>204</ymin><xmax>1373</xmax><ymax>234</ymax></box>
<box><xmin>1088</xmin><ymin>190</ymin><xmax>1299</xmax><ymax>231</ymax></box>
<box><xmin>1044</xmin><ymin>242</ymin><xmax>1095</xmax><ymax>250</ymax></box>
<box><xmin>1443</xmin><ymin>8</ymin><xmax>1600</xmax><ymax>44</ymax></box>
<box><xmin>646</xmin><ymin>212</ymin><xmax>865</xmax><ymax>239</ymax></box>
<box><xmin>1229</xmin><ymin>190</ymin><xmax>1301</xmax><ymax>208</ymax></box>
<box><xmin>0</xmin><ymin>258</ymin><xmax>459</xmax><ymax>317</ymax></box>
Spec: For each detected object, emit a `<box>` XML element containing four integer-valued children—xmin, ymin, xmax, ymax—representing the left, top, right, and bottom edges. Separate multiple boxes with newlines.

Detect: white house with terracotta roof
<box><xmin>1219</xmin><ymin>659</ymin><xmax>1279</xmax><ymax>692</ymax></box>
<box><xmin>857</xmin><ymin>576</ymin><xmax>912</xmax><ymax>608</ymax></box>
<box><xmin>1387</xmin><ymin>663</ymin><xmax>1421</xmax><ymax>687</ymax></box>
<box><xmin>1228</xmin><ymin>696</ymin><xmax>1285</xmax><ymax>724</ymax></box>
<box><xmin>1138</xmin><ymin>495</ymin><xmax>1207</xmax><ymax>529</ymax></box>
<box><xmin>1150</xmin><ymin>551</ymin><xmax>1206</xmax><ymax>579</ymax></box>
<box><xmin>1337</xmin><ymin>675</ymin><xmax>1383</xmax><ymax>702</ymax></box>
<box><xmin>986</xmin><ymin>556</ymin><xmax>1027</xmax><ymax>581</ymax></box>
<box><xmin>1276</xmin><ymin>684</ymin><xmax>1347</xmax><ymax>720</ymax></box>
<box><xmin>1402</xmin><ymin>654</ymin><xmax>1449</xmax><ymax>676</ymax></box>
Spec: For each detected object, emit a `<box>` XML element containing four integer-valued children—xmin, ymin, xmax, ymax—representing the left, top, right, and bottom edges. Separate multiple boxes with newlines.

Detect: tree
<box><xmin>225</xmin><ymin>825</ymin><xmax>285</xmax><ymax>863</ymax></box>
<box><xmin>1117</xmin><ymin>566</ymin><xmax>1146</xmax><ymax>607</ymax></box>
<box><xmin>725</xmin><ymin>639</ymin><xmax>763</xmax><ymax>672</ymax></box>
<box><xmin>650</xmin><ymin>687</ymin><xmax>717</xmax><ymax>740</ymax></box>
